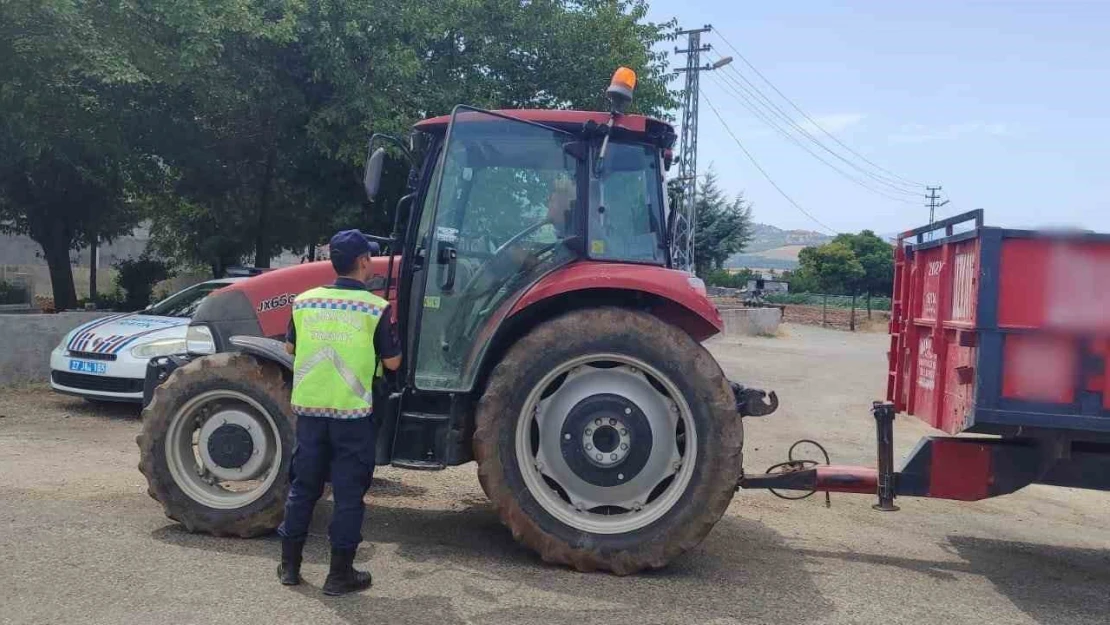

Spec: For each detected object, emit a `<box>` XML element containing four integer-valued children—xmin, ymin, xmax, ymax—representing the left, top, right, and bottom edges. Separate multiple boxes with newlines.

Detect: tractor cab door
<box><xmin>406</xmin><ymin>108</ymin><xmax>584</xmax><ymax>392</ymax></box>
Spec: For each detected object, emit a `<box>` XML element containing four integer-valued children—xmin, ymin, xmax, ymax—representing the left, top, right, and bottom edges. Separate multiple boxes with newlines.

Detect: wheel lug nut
<box><xmin>624</xmin><ymin>408</ymin><xmax>631</xmax><ymax>415</ymax></box>
<box><xmin>609</xmin><ymin>418</ymin><xmax>617</xmax><ymax>425</ymax></box>
<box><xmin>585</xmin><ymin>443</ymin><xmax>593</xmax><ymax>450</ymax></box>
<box><xmin>620</xmin><ymin>429</ymin><xmax>627</xmax><ymax>436</ymax></box>
<box><xmin>585</xmin><ymin>428</ymin><xmax>592</xmax><ymax>435</ymax></box>
<box><xmin>564</xmin><ymin>433</ymin><xmax>571</xmax><ymax>440</ymax></box>
<box><xmin>595</xmin><ymin>453</ymin><xmax>603</xmax><ymax>461</ymax></box>
<box><xmin>594</xmin><ymin>418</ymin><xmax>601</xmax><ymax>426</ymax></box>
<box><xmin>620</xmin><ymin>443</ymin><xmax>628</xmax><ymax>450</ymax></box>
<box><xmin>610</xmin><ymin>453</ymin><xmax>617</xmax><ymax>461</ymax></box>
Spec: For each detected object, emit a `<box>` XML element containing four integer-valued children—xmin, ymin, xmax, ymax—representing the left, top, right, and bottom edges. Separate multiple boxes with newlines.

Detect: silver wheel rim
<box><xmin>165</xmin><ymin>389</ymin><xmax>283</xmax><ymax>510</ymax></box>
<box><xmin>515</xmin><ymin>353</ymin><xmax>698</xmax><ymax>534</ymax></box>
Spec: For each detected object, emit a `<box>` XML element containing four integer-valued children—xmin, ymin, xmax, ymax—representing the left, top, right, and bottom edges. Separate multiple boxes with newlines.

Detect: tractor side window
<box><xmin>589</xmin><ymin>143</ymin><xmax>665</xmax><ymax>264</ymax></box>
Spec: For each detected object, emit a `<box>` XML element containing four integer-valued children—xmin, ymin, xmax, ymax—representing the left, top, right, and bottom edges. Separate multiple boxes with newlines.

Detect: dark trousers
<box><xmin>278</xmin><ymin>414</ymin><xmax>376</xmax><ymax>550</ymax></box>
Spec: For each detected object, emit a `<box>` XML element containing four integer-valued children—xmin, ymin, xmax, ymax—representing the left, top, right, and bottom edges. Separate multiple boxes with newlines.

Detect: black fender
<box><xmin>229</xmin><ymin>336</ymin><xmax>293</xmax><ymax>371</ymax></box>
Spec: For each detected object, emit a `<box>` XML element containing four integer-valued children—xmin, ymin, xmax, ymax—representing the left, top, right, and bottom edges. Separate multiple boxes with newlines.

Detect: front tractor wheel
<box><xmin>137</xmin><ymin>353</ymin><xmax>294</xmax><ymax>537</ymax></box>
<box><xmin>474</xmin><ymin>307</ymin><xmax>743</xmax><ymax>574</ymax></box>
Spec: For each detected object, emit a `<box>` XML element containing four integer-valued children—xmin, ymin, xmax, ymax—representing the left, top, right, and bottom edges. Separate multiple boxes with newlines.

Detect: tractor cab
<box><xmin>370</xmin><ymin>105</ymin><xmax>678</xmax><ymax>396</ymax></box>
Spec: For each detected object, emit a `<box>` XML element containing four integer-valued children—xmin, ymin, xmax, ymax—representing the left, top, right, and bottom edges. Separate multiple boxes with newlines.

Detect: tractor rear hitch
<box><xmin>731</xmin><ymin>382</ymin><xmax>779</xmax><ymax>417</ymax></box>
<box><xmin>738</xmin><ymin>402</ymin><xmax>901</xmax><ymax>511</ymax></box>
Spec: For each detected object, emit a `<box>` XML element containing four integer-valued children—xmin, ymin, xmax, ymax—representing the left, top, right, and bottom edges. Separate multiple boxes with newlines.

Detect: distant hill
<box><xmin>745</xmin><ymin>223</ymin><xmax>832</xmax><ymax>253</ymax></box>
<box><xmin>725</xmin><ymin>224</ymin><xmax>832</xmax><ymax>271</ymax></box>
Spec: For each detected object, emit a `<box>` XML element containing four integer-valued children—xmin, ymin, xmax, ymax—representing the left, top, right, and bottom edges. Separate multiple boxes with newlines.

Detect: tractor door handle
<box><xmin>437</xmin><ymin>245</ymin><xmax>458</xmax><ymax>292</ymax></box>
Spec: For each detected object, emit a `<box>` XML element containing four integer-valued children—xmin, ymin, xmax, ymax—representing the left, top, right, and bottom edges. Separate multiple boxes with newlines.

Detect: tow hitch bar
<box><xmin>731</xmin><ymin>382</ymin><xmax>779</xmax><ymax>417</ymax></box>
<box><xmin>737</xmin><ymin>402</ymin><xmax>901</xmax><ymax>512</ymax></box>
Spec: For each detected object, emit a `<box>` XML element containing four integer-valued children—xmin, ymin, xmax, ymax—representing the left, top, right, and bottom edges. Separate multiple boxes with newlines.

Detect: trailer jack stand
<box><xmin>871</xmin><ymin>402</ymin><xmax>899</xmax><ymax>512</ymax></box>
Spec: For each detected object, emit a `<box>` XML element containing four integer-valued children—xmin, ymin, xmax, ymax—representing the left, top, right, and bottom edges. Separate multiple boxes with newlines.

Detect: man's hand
<box><xmin>285</xmin><ymin>342</ymin><xmax>295</xmax><ymax>355</ymax></box>
<box><xmin>381</xmin><ymin>355</ymin><xmax>401</xmax><ymax>371</ymax></box>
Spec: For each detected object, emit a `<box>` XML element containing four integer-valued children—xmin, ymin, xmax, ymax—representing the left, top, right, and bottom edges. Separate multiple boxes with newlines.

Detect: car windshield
<box><xmin>141</xmin><ymin>282</ymin><xmax>227</xmax><ymax>318</ymax></box>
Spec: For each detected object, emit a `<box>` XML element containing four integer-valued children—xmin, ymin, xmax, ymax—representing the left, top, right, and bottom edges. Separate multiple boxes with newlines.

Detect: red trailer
<box><xmin>741</xmin><ymin>210</ymin><xmax>1110</xmax><ymax>506</ymax></box>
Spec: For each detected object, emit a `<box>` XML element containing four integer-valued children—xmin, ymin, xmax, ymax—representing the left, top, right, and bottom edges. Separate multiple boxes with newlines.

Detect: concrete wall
<box><xmin>718</xmin><ymin>306</ymin><xmax>782</xmax><ymax>338</ymax></box>
<box><xmin>0</xmin><ymin>312</ymin><xmax>112</xmax><ymax>386</ymax></box>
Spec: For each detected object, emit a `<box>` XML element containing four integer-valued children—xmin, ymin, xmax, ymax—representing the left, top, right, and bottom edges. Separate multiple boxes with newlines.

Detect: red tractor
<box><xmin>136</xmin><ymin>69</ymin><xmax>777</xmax><ymax>574</ymax></box>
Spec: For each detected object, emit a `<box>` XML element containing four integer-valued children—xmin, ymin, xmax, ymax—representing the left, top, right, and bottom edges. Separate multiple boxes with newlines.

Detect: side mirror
<box><xmin>363</xmin><ymin>147</ymin><xmax>386</xmax><ymax>201</ymax></box>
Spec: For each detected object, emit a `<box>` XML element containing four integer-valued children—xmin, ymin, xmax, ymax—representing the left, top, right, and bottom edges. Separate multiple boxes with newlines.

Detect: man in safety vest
<box><xmin>277</xmin><ymin>229</ymin><xmax>401</xmax><ymax>595</ymax></box>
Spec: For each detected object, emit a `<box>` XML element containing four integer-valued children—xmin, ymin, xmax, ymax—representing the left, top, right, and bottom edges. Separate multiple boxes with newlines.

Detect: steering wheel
<box><xmin>443</xmin><ymin>222</ymin><xmax>570</xmax><ymax>354</ymax></box>
<box><xmin>456</xmin><ymin>219</ymin><xmax>550</xmax><ymax>297</ymax></box>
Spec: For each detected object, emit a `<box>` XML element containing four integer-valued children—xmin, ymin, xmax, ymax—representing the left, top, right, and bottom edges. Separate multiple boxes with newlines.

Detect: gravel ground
<box><xmin>2</xmin><ymin>323</ymin><xmax>1108</xmax><ymax>625</ymax></box>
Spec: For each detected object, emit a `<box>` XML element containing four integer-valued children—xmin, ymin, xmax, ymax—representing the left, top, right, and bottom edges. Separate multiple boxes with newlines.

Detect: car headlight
<box><xmin>186</xmin><ymin>324</ymin><xmax>217</xmax><ymax>355</ymax></box>
<box><xmin>131</xmin><ymin>338</ymin><xmax>188</xmax><ymax>359</ymax></box>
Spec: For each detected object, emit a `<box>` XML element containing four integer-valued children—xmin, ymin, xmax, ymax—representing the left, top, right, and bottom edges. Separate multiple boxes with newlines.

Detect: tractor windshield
<box><xmin>410</xmin><ymin>108</ymin><xmax>582</xmax><ymax>391</ymax></box>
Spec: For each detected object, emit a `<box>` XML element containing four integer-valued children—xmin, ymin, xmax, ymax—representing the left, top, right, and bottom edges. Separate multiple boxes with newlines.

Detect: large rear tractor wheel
<box><xmin>137</xmin><ymin>353</ymin><xmax>294</xmax><ymax>537</ymax></box>
<box><xmin>474</xmin><ymin>307</ymin><xmax>742</xmax><ymax>574</ymax></box>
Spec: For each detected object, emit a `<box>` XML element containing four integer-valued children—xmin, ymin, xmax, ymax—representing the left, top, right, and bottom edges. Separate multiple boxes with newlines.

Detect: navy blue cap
<box><xmin>329</xmin><ymin>229</ymin><xmax>377</xmax><ymax>266</ymax></box>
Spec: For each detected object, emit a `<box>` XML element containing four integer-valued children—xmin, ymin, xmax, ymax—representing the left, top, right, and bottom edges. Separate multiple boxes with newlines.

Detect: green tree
<box><xmin>796</xmin><ymin>241</ymin><xmax>865</xmax><ymax>295</ymax></box>
<box><xmin>831</xmin><ymin>230</ymin><xmax>894</xmax><ymax>296</ymax></box>
<box><xmin>781</xmin><ymin>268</ymin><xmax>818</xmax><ymax>293</ymax></box>
<box><xmin>704</xmin><ymin>268</ymin><xmax>753</xmax><ymax>289</ymax></box>
<box><xmin>693</xmin><ymin>169</ymin><xmax>753</xmax><ymax>276</ymax></box>
<box><xmin>0</xmin><ymin>0</ymin><xmax>159</xmax><ymax>308</ymax></box>
<box><xmin>147</xmin><ymin>0</ymin><xmax>680</xmax><ymax>274</ymax></box>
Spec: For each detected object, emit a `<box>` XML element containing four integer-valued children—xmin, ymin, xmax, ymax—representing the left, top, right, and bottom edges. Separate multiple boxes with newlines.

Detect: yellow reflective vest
<box><xmin>290</xmin><ymin>286</ymin><xmax>387</xmax><ymax>418</ymax></box>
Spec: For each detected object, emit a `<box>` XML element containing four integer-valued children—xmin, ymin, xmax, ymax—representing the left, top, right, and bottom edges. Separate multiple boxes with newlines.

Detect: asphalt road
<box><xmin>2</xmin><ymin>324</ymin><xmax>1108</xmax><ymax>625</ymax></box>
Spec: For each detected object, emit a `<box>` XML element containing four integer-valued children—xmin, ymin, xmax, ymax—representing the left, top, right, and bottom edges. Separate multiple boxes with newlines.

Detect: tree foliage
<box><xmin>704</xmin><ymin>268</ymin><xmax>753</xmax><ymax>289</ymax></box>
<box><xmin>831</xmin><ymin>230</ymin><xmax>894</xmax><ymax>295</ymax></box>
<box><xmin>0</xmin><ymin>0</ymin><xmax>164</xmax><ymax>308</ymax></box>
<box><xmin>788</xmin><ymin>230</ymin><xmax>893</xmax><ymax>296</ymax></box>
<box><xmin>693</xmin><ymin>168</ymin><xmax>753</xmax><ymax>277</ymax></box>
<box><xmin>2</xmin><ymin>0</ymin><xmax>681</xmax><ymax>298</ymax></box>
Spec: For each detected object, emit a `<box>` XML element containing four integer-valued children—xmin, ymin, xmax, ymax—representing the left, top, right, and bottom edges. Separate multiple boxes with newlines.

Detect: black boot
<box><xmin>322</xmin><ymin>547</ymin><xmax>372</xmax><ymax>596</ymax></box>
<box><xmin>277</xmin><ymin>538</ymin><xmax>305</xmax><ymax>586</ymax></box>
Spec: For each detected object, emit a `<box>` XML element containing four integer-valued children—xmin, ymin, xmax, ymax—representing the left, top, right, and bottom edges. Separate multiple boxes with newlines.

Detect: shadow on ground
<box><xmin>55</xmin><ymin>396</ymin><xmax>142</xmax><ymax>420</ymax></box>
<box><xmin>151</xmin><ymin>502</ymin><xmax>832</xmax><ymax>625</ymax></box>
<box><xmin>797</xmin><ymin>535</ymin><xmax>1110</xmax><ymax>625</ymax></box>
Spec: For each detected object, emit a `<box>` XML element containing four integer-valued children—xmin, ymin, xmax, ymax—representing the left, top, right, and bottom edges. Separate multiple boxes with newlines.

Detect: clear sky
<box><xmin>647</xmin><ymin>0</ymin><xmax>1110</xmax><ymax>234</ymax></box>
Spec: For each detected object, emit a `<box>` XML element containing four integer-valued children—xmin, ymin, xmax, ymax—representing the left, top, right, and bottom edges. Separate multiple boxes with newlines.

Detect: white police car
<box><xmin>50</xmin><ymin>278</ymin><xmax>244</xmax><ymax>403</ymax></box>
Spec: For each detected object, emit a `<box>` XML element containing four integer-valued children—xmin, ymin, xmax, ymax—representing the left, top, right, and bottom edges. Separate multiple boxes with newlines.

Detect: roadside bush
<box><xmin>704</xmin><ymin>268</ymin><xmax>753</xmax><ymax>289</ymax></box>
<box><xmin>115</xmin><ymin>256</ymin><xmax>173</xmax><ymax>311</ymax></box>
<box><xmin>77</xmin><ymin>289</ymin><xmax>126</xmax><ymax>311</ymax></box>
<box><xmin>0</xmin><ymin>280</ymin><xmax>28</xmax><ymax>305</ymax></box>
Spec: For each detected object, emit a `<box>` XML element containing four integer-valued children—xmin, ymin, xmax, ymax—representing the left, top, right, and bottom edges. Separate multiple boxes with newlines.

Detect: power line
<box><xmin>713</xmin><ymin>30</ymin><xmax>927</xmax><ymax>190</ymax></box>
<box><xmin>700</xmin><ymin>88</ymin><xmax>838</xmax><ymax>235</ymax></box>
<box><xmin>705</xmin><ymin>70</ymin><xmax>921</xmax><ymax>206</ymax></box>
<box><xmin>712</xmin><ymin>61</ymin><xmax>921</xmax><ymax>199</ymax></box>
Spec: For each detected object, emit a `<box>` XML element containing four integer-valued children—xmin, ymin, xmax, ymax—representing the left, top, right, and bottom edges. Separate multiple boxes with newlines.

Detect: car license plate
<box><xmin>69</xmin><ymin>359</ymin><xmax>107</xmax><ymax>375</ymax></box>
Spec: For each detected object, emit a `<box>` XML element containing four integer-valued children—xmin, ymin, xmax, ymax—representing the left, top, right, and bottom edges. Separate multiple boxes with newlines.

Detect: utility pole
<box><xmin>925</xmin><ymin>186</ymin><xmax>948</xmax><ymax>225</ymax></box>
<box><xmin>672</xmin><ymin>25</ymin><xmax>732</xmax><ymax>273</ymax></box>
